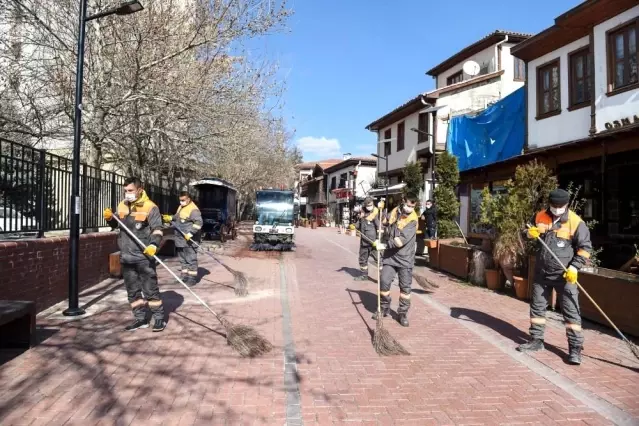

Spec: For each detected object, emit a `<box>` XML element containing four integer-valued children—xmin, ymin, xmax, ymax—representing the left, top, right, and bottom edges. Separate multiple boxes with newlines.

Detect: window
<box><xmin>447</xmin><ymin>71</ymin><xmax>463</xmax><ymax>85</ymax></box>
<box><xmin>330</xmin><ymin>176</ymin><xmax>336</xmax><ymax>190</ymax></box>
<box><xmin>339</xmin><ymin>173</ymin><xmax>347</xmax><ymax>188</ymax></box>
<box><xmin>536</xmin><ymin>59</ymin><xmax>561</xmax><ymax>118</ymax></box>
<box><xmin>569</xmin><ymin>47</ymin><xmax>592</xmax><ymax>108</ymax></box>
<box><xmin>607</xmin><ymin>19</ymin><xmax>638</xmax><ymax>92</ymax></box>
<box><xmin>417</xmin><ymin>113</ymin><xmax>429</xmax><ymax>143</ymax></box>
<box><xmin>383</xmin><ymin>128</ymin><xmax>391</xmax><ymax>156</ymax></box>
<box><xmin>397</xmin><ymin>121</ymin><xmax>405</xmax><ymax>151</ymax></box>
<box><xmin>514</xmin><ymin>57</ymin><xmax>526</xmax><ymax>81</ymax></box>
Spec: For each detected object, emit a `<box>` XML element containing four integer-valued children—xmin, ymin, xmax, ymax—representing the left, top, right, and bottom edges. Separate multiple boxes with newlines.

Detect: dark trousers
<box><xmin>529</xmin><ymin>278</ymin><xmax>583</xmax><ymax>347</ymax></box>
<box><xmin>358</xmin><ymin>245</ymin><xmax>379</xmax><ymax>275</ymax></box>
<box><xmin>122</xmin><ymin>260</ymin><xmax>164</xmax><ymax>321</ymax></box>
<box><xmin>380</xmin><ymin>264</ymin><xmax>412</xmax><ymax>315</ymax></box>
<box><xmin>177</xmin><ymin>246</ymin><xmax>198</xmax><ymax>279</ymax></box>
<box><xmin>425</xmin><ymin>226</ymin><xmax>436</xmax><ymax>239</ymax></box>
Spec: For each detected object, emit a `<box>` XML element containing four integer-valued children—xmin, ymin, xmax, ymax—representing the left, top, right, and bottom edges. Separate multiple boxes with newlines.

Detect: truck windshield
<box><xmin>256</xmin><ymin>192</ymin><xmax>294</xmax><ymax>225</ymax></box>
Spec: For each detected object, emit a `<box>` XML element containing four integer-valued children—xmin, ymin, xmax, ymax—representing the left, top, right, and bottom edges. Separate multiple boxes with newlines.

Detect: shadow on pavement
<box><xmin>337</xmin><ymin>266</ymin><xmax>361</xmax><ymax>278</ymax></box>
<box><xmin>160</xmin><ymin>290</ymin><xmax>184</xmax><ymax>323</ymax></box>
<box><xmin>345</xmin><ymin>289</ymin><xmax>375</xmax><ymax>341</ymax></box>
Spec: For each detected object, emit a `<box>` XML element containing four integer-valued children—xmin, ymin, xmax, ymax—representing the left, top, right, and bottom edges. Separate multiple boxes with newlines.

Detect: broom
<box><xmin>362</xmin><ymin>210</ymin><xmax>409</xmax><ymax>356</ymax></box>
<box><xmin>113</xmin><ymin>216</ymin><xmax>271</xmax><ymax>357</ymax></box>
<box><xmin>527</xmin><ymin>224</ymin><xmax>639</xmax><ymax>360</ymax></box>
<box><xmin>173</xmin><ymin>226</ymin><xmax>248</xmax><ymax>297</ymax></box>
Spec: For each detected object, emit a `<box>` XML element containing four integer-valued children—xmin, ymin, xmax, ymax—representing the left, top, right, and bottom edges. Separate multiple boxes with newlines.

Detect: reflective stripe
<box><xmin>148</xmin><ymin>300</ymin><xmax>163</xmax><ymax>307</ymax></box>
<box><xmin>379</xmin><ymin>291</ymin><xmax>391</xmax><ymax>296</ymax></box>
<box><xmin>566</xmin><ymin>323</ymin><xmax>582</xmax><ymax>331</ymax></box>
<box><xmin>530</xmin><ymin>317</ymin><xmax>546</xmax><ymax>325</ymax></box>
<box><xmin>187</xmin><ymin>271</ymin><xmax>198</xmax><ymax>276</ymax></box>
<box><xmin>577</xmin><ymin>249</ymin><xmax>590</xmax><ymax>259</ymax></box>
<box><xmin>360</xmin><ymin>266</ymin><xmax>368</xmax><ymax>271</ymax></box>
<box><xmin>181</xmin><ymin>269</ymin><xmax>189</xmax><ymax>273</ymax></box>
<box><xmin>192</xmin><ymin>224</ymin><xmax>202</xmax><ymax>230</ymax></box>
<box><xmin>393</xmin><ymin>237</ymin><xmax>404</xmax><ymax>247</ymax></box>
<box><xmin>131</xmin><ymin>299</ymin><xmax>146</xmax><ymax>309</ymax></box>
<box><xmin>399</xmin><ymin>292</ymin><xmax>411</xmax><ymax>299</ymax></box>
<box><xmin>152</xmin><ymin>230</ymin><xmax>164</xmax><ymax>236</ymax></box>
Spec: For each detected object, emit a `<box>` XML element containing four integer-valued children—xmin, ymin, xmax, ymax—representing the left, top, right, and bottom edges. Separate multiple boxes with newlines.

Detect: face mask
<box><xmin>402</xmin><ymin>205</ymin><xmax>414</xmax><ymax>214</ymax></box>
<box><xmin>425</xmin><ymin>204</ymin><xmax>432</xmax><ymax>209</ymax></box>
<box><xmin>365</xmin><ymin>205</ymin><xmax>373</xmax><ymax>212</ymax></box>
<box><xmin>550</xmin><ymin>206</ymin><xmax>566</xmax><ymax>216</ymax></box>
<box><xmin>125</xmin><ymin>193</ymin><xmax>137</xmax><ymax>202</ymax></box>
<box><xmin>180</xmin><ymin>201</ymin><xmax>188</xmax><ymax>207</ymax></box>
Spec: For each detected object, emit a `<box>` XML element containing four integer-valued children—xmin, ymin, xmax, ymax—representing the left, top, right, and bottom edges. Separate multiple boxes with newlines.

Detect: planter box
<box><xmin>438</xmin><ymin>242</ymin><xmax>472</xmax><ymax>280</ymax></box>
<box><xmin>428</xmin><ymin>245</ymin><xmax>440</xmax><ymax>269</ymax></box>
<box><xmin>578</xmin><ymin>268</ymin><xmax>639</xmax><ymax>337</ymax></box>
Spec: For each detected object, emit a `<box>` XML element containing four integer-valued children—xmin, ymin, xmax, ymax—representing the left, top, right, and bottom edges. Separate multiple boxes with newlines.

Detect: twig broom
<box><xmin>113</xmin><ymin>216</ymin><xmax>271</xmax><ymax>357</ymax></box>
<box><xmin>360</xmin><ymin>210</ymin><xmax>409</xmax><ymax>356</ymax></box>
<box><xmin>173</xmin><ymin>226</ymin><xmax>248</xmax><ymax>297</ymax></box>
<box><xmin>528</xmin><ymin>224</ymin><xmax>639</xmax><ymax>360</ymax></box>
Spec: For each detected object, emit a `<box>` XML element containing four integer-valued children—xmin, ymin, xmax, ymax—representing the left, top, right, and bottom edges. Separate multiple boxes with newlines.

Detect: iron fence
<box><xmin>0</xmin><ymin>137</ymin><xmax>180</xmax><ymax>237</ymax></box>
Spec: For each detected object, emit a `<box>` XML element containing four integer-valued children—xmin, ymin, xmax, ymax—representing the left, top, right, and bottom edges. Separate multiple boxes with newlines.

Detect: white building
<box><xmin>323</xmin><ymin>156</ymin><xmax>377</xmax><ymax>225</ymax></box>
<box><xmin>365</xmin><ymin>30</ymin><xmax>530</xmax><ymax>202</ymax></box>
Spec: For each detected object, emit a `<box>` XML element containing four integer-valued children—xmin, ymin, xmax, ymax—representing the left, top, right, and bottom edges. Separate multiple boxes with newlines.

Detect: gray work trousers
<box><xmin>380</xmin><ymin>264</ymin><xmax>412</xmax><ymax>315</ymax></box>
<box><xmin>529</xmin><ymin>278</ymin><xmax>584</xmax><ymax>347</ymax></box>
<box><xmin>358</xmin><ymin>245</ymin><xmax>379</xmax><ymax>275</ymax></box>
<box><xmin>123</xmin><ymin>260</ymin><xmax>164</xmax><ymax>321</ymax></box>
<box><xmin>177</xmin><ymin>246</ymin><xmax>198</xmax><ymax>279</ymax></box>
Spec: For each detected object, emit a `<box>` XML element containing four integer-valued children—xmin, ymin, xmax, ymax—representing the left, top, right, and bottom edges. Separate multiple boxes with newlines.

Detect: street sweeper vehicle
<box><xmin>250</xmin><ymin>189</ymin><xmax>296</xmax><ymax>251</ymax></box>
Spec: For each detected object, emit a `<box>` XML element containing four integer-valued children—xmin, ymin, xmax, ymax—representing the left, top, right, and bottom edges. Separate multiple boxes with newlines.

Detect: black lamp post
<box><xmin>410</xmin><ymin>127</ymin><xmax>437</xmax><ymax>190</ymax></box>
<box><xmin>371</xmin><ymin>153</ymin><xmax>389</xmax><ymax>216</ymax></box>
<box><xmin>63</xmin><ymin>0</ymin><xmax>144</xmax><ymax>317</ymax></box>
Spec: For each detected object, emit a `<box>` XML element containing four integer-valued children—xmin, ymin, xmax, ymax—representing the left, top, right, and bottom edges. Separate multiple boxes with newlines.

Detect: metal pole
<box><xmin>384</xmin><ymin>156</ymin><xmax>389</xmax><ymax>216</ymax></box>
<box><xmin>63</xmin><ymin>0</ymin><xmax>89</xmax><ymax>316</ymax></box>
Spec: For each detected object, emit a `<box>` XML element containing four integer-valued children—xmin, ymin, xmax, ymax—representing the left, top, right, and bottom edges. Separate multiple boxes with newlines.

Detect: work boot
<box><xmin>398</xmin><ymin>314</ymin><xmax>409</xmax><ymax>327</ymax></box>
<box><xmin>124</xmin><ymin>320</ymin><xmax>149</xmax><ymax>332</ymax></box>
<box><xmin>567</xmin><ymin>345</ymin><xmax>582</xmax><ymax>365</ymax></box>
<box><xmin>354</xmin><ymin>274</ymin><xmax>369</xmax><ymax>281</ymax></box>
<box><xmin>516</xmin><ymin>338</ymin><xmax>545</xmax><ymax>352</ymax></box>
<box><xmin>153</xmin><ymin>319</ymin><xmax>167</xmax><ymax>332</ymax></box>
<box><xmin>372</xmin><ymin>309</ymin><xmax>389</xmax><ymax>320</ymax></box>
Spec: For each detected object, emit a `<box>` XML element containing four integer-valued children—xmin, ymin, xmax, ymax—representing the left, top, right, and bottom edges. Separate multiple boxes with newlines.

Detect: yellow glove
<box><xmin>103</xmin><ymin>208</ymin><xmax>113</xmax><ymax>221</ymax></box>
<box><xmin>184</xmin><ymin>233</ymin><xmax>193</xmax><ymax>241</ymax></box>
<box><xmin>143</xmin><ymin>244</ymin><xmax>157</xmax><ymax>257</ymax></box>
<box><xmin>162</xmin><ymin>214</ymin><xmax>173</xmax><ymax>223</ymax></box>
<box><xmin>349</xmin><ymin>224</ymin><xmax>355</xmax><ymax>230</ymax></box>
<box><xmin>564</xmin><ymin>266</ymin><xmax>578</xmax><ymax>284</ymax></box>
<box><xmin>527</xmin><ymin>226</ymin><xmax>540</xmax><ymax>239</ymax></box>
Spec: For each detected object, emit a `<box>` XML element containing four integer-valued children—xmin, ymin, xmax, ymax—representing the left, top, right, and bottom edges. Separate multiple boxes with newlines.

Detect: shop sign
<box><xmin>604</xmin><ymin>115</ymin><xmax>639</xmax><ymax>130</ymax></box>
<box><xmin>335</xmin><ymin>190</ymin><xmax>351</xmax><ymax>200</ymax></box>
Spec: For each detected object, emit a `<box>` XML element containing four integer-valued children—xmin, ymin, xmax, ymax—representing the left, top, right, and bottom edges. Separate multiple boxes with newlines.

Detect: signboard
<box><xmin>604</xmin><ymin>114</ymin><xmax>639</xmax><ymax>130</ymax></box>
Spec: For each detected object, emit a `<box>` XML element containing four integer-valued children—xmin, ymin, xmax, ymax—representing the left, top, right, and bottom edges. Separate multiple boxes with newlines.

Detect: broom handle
<box><xmin>527</xmin><ymin>224</ymin><xmax>633</xmax><ymax>346</ymax></box>
<box><xmin>454</xmin><ymin>220</ymin><xmax>468</xmax><ymax>246</ymax></box>
<box><xmin>112</xmin><ymin>215</ymin><xmax>221</xmax><ymax>321</ymax></box>
<box><xmin>377</xmin><ymin>209</ymin><xmax>383</xmax><ymax>314</ymax></box>
<box><xmin>172</xmin><ymin>226</ymin><xmax>236</xmax><ymax>275</ymax></box>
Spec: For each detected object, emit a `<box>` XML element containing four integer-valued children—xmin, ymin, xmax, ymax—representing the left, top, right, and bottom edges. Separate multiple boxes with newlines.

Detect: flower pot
<box><xmin>513</xmin><ymin>276</ymin><xmax>529</xmax><ymax>300</ymax></box>
<box><xmin>485</xmin><ymin>269</ymin><xmax>501</xmax><ymax>290</ymax></box>
<box><xmin>427</xmin><ymin>239</ymin><xmax>438</xmax><ymax>249</ymax></box>
<box><xmin>311</xmin><ymin>221</ymin><xmax>317</xmax><ymax>229</ymax></box>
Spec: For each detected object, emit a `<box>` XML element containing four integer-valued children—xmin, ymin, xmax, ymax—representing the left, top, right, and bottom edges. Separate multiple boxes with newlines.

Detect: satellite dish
<box><xmin>463</xmin><ymin>60</ymin><xmax>480</xmax><ymax>77</ymax></box>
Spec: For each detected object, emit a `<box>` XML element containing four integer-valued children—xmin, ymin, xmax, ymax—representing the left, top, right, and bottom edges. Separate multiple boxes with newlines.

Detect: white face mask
<box><xmin>550</xmin><ymin>206</ymin><xmax>566</xmax><ymax>216</ymax></box>
<box><xmin>425</xmin><ymin>204</ymin><xmax>432</xmax><ymax>209</ymax></box>
<box><xmin>124</xmin><ymin>193</ymin><xmax>137</xmax><ymax>202</ymax></box>
<box><xmin>402</xmin><ymin>205</ymin><xmax>414</xmax><ymax>214</ymax></box>
<box><xmin>365</xmin><ymin>205</ymin><xmax>373</xmax><ymax>212</ymax></box>
<box><xmin>180</xmin><ymin>201</ymin><xmax>188</xmax><ymax>207</ymax></box>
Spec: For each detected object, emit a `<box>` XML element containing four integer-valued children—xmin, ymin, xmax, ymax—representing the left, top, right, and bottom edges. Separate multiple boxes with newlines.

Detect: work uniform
<box><xmin>528</xmin><ymin>209</ymin><xmax>592</xmax><ymax>350</ymax></box>
<box><xmin>378</xmin><ymin>207</ymin><xmax>418</xmax><ymax>325</ymax></box>
<box><xmin>107</xmin><ymin>191</ymin><xmax>165</xmax><ymax>323</ymax></box>
<box><xmin>354</xmin><ymin>207</ymin><xmax>380</xmax><ymax>279</ymax></box>
<box><xmin>421</xmin><ymin>206</ymin><xmax>437</xmax><ymax>239</ymax></box>
<box><xmin>171</xmin><ymin>201</ymin><xmax>203</xmax><ymax>284</ymax></box>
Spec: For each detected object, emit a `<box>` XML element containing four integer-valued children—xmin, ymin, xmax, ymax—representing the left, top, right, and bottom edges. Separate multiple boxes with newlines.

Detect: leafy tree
<box><xmin>433</xmin><ymin>152</ymin><xmax>460</xmax><ymax>238</ymax></box>
<box><xmin>402</xmin><ymin>161</ymin><xmax>423</xmax><ymax>197</ymax></box>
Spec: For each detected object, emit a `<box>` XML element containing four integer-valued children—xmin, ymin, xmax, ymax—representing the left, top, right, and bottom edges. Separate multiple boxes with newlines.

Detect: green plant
<box><xmin>433</xmin><ymin>151</ymin><xmax>460</xmax><ymax>238</ymax></box>
<box><xmin>402</xmin><ymin>161</ymin><xmax>423</xmax><ymax>197</ymax></box>
<box><xmin>480</xmin><ymin>159</ymin><xmax>557</xmax><ymax>270</ymax></box>
<box><xmin>566</xmin><ymin>182</ymin><xmax>603</xmax><ymax>268</ymax></box>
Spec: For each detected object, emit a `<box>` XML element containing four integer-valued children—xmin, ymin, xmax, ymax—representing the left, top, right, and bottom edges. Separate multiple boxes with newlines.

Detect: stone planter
<box><xmin>438</xmin><ymin>242</ymin><xmax>472</xmax><ymax>280</ymax></box>
<box><xmin>514</xmin><ymin>276</ymin><xmax>529</xmax><ymax>300</ymax></box>
<box><xmin>485</xmin><ymin>269</ymin><xmax>500</xmax><ymax>290</ymax></box>
<box><xmin>578</xmin><ymin>267</ymin><xmax>639</xmax><ymax>337</ymax></box>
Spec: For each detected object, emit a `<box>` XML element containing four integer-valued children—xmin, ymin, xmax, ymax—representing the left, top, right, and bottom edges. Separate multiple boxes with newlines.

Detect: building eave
<box><xmin>511</xmin><ymin>0</ymin><xmax>638</xmax><ymax>62</ymax></box>
<box><xmin>426</xmin><ymin>30</ymin><xmax>532</xmax><ymax>77</ymax></box>
<box><xmin>323</xmin><ymin>158</ymin><xmax>377</xmax><ymax>174</ymax></box>
<box><xmin>365</xmin><ymin>94</ymin><xmax>436</xmax><ymax>132</ymax></box>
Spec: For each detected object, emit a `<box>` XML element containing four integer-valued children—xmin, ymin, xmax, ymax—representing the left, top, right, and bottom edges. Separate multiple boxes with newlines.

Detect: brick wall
<box><xmin>0</xmin><ymin>233</ymin><xmax>118</xmax><ymax>313</ymax></box>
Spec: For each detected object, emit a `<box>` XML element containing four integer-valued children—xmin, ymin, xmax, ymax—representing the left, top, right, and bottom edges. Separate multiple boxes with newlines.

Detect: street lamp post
<box><xmin>63</xmin><ymin>0</ymin><xmax>144</xmax><ymax>317</ymax></box>
<box><xmin>371</xmin><ymin>153</ymin><xmax>389</xmax><ymax>217</ymax></box>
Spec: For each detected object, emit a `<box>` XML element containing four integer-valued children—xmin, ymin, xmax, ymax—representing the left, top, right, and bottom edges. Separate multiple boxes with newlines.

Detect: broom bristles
<box><xmin>629</xmin><ymin>341</ymin><xmax>639</xmax><ymax>360</ymax></box>
<box><xmin>220</xmin><ymin>316</ymin><xmax>273</xmax><ymax>357</ymax></box>
<box><xmin>373</xmin><ymin>316</ymin><xmax>410</xmax><ymax>356</ymax></box>
<box><xmin>233</xmin><ymin>272</ymin><xmax>249</xmax><ymax>297</ymax></box>
<box><xmin>413</xmin><ymin>274</ymin><xmax>439</xmax><ymax>289</ymax></box>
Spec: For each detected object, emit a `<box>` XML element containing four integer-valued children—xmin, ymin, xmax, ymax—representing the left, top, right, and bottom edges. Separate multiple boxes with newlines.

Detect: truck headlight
<box><xmin>255</xmin><ymin>226</ymin><xmax>262</xmax><ymax>232</ymax></box>
<box><xmin>286</xmin><ymin>228</ymin><xmax>293</xmax><ymax>233</ymax></box>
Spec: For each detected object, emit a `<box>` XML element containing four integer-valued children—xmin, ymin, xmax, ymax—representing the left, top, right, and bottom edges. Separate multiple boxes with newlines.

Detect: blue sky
<box><xmin>255</xmin><ymin>0</ymin><xmax>583</xmax><ymax>162</ymax></box>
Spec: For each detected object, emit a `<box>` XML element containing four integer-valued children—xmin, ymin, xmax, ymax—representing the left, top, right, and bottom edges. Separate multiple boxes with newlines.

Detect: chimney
<box><xmin>343</xmin><ymin>153</ymin><xmax>352</xmax><ymax>160</ymax></box>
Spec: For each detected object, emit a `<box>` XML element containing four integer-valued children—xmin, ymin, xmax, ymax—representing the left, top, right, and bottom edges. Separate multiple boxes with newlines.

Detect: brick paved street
<box><xmin>1</xmin><ymin>226</ymin><xmax>638</xmax><ymax>425</ymax></box>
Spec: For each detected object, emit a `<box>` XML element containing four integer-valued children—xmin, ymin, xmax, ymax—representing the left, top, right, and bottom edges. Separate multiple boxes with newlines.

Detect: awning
<box><xmin>367</xmin><ymin>182</ymin><xmax>406</xmax><ymax>197</ymax></box>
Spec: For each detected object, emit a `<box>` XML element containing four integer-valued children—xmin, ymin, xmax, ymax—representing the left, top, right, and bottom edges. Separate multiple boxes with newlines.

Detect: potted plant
<box><xmin>480</xmin><ymin>160</ymin><xmax>557</xmax><ymax>299</ymax></box>
<box><xmin>432</xmin><ymin>152</ymin><xmax>462</xmax><ymax>271</ymax></box>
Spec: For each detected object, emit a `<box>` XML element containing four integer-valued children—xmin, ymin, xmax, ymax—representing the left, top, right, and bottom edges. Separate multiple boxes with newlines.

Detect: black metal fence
<box><xmin>0</xmin><ymin>138</ymin><xmax>179</xmax><ymax>237</ymax></box>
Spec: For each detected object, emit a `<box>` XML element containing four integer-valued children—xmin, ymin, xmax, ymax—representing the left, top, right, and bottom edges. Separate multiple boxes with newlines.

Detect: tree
<box><xmin>402</xmin><ymin>161</ymin><xmax>422</xmax><ymax>198</ymax></box>
<box><xmin>433</xmin><ymin>151</ymin><xmax>460</xmax><ymax>238</ymax></box>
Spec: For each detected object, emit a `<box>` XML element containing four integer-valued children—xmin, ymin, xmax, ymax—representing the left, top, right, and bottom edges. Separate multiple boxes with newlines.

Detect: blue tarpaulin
<box><xmin>446</xmin><ymin>87</ymin><xmax>525</xmax><ymax>172</ymax></box>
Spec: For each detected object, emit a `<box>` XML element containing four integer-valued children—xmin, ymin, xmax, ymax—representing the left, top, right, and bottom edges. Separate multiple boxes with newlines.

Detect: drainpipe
<box><xmin>495</xmin><ymin>35</ymin><xmax>509</xmax><ymax>72</ymax></box>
